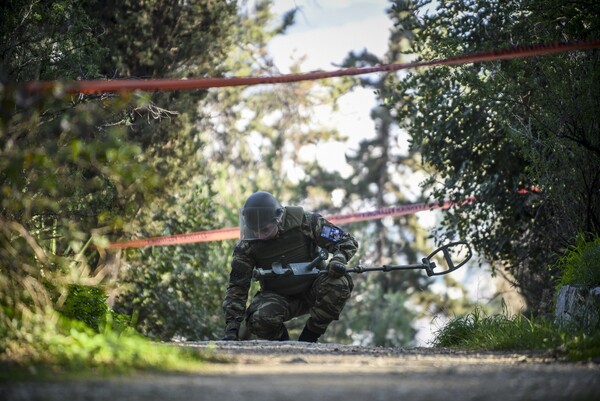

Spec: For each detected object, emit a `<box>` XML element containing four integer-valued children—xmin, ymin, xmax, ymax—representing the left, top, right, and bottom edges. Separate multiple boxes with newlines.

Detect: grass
<box><xmin>0</xmin><ymin>310</ymin><xmax>228</xmax><ymax>382</ymax></box>
<box><xmin>433</xmin><ymin>235</ymin><xmax>600</xmax><ymax>361</ymax></box>
<box><xmin>555</xmin><ymin>234</ymin><xmax>600</xmax><ymax>288</ymax></box>
<box><xmin>432</xmin><ymin>307</ymin><xmax>600</xmax><ymax>361</ymax></box>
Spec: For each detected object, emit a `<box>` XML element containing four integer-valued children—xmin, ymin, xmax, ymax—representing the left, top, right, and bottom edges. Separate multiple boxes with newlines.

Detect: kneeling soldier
<box><xmin>222</xmin><ymin>191</ymin><xmax>358</xmax><ymax>342</ymax></box>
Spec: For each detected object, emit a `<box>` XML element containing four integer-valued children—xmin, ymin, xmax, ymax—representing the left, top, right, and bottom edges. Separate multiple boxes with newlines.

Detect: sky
<box><xmin>268</xmin><ymin>0</ymin><xmax>394</xmax><ymax>180</ymax></box>
<box><xmin>269</xmin><ymin>0</ymin><xmax>392</xmax><ymax>72</ymax></box>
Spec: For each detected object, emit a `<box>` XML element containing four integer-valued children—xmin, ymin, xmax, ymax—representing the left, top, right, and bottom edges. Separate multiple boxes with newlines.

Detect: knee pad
<box><xmin>246</xmin><ymin>309</ymin><xmax>283</xmax><ymax>339</ymax></box>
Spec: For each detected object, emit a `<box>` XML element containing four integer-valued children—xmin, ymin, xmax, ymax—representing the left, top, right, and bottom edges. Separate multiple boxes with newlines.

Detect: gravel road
<box><xmin>3</xmin><ymin>341</ymin><xmax>600</xmax><ymax>401</ymax></box>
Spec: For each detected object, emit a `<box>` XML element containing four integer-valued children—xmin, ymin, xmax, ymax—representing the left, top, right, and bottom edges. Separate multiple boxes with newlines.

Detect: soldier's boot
<box><xmin>275</xmin><ymin>325</ymin><xmax>290</xmax><ymax>341</ymax></box>
<box><xmin>298</xmin><ymin>324</ymin><xmax>321</xmax><ymax>343</ymax></box>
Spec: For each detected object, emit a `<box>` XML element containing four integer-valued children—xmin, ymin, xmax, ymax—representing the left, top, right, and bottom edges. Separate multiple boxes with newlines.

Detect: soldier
<box><xmin>221</xmin><ymin>191</ymin><xmax>358</xmax><ymax>342</ymax></box>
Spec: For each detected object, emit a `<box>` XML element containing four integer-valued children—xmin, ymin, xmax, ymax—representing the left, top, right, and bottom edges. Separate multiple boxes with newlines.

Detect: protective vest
<box><xmin>252</xmin><ymin>206</ymin><xmax>319</xmax><ymax>296</ymax></box>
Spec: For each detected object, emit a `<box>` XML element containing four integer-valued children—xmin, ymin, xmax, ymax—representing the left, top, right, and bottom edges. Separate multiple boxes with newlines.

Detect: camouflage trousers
<box><xmin>245</xmin><ymin>273</ymin><xmax>354</xmax><ymax>340</ymax></box>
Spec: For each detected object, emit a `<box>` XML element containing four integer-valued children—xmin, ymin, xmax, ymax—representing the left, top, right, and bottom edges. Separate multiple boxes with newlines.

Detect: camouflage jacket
<box><xmin>222</xmin><ymin>206</ymin><xmax>359</xmax><ymax>332</ymax></box>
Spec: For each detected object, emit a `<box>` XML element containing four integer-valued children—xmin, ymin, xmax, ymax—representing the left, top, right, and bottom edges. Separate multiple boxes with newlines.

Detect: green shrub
<box><xmin>60</xmin><ymin>285</ymin><xmax>108</xmax><ymax>331</ymax></box>
<box><xmin>556</xmin><ymin>234</ymin><xmax>600</xmax><ymax>288</ymax></box>
<box><xmin>432</xmin><ymin>307</ymin><xmax>559</xmax><ymax>350</ymax></box>
<box><xmin>0</xmin><ymin>308</ymin><xmax>218</xmax><ymax>380</ymax></box>
<box><xmin>433</xmin><ymin>307</ymin><xmax>600</xmax><ymax>361</ymax></box>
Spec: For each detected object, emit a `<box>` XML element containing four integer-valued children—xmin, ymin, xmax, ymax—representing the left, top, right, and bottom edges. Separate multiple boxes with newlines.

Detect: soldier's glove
<box><xmin>328</xmin><ymin>260</ymin><xmax>347</xmax><ymax>278</ymax></box>
<box><xmin>221</xmin><ymin>328</ymin><xmax>239</xmax><ymax>341</ymax></box>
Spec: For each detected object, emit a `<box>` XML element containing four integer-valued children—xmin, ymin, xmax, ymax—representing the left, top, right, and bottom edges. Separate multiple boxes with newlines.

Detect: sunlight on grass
<box><xmin>432</xmin><ymin>307</ymin><xmax>600</xmax><ymax>361</ymax></box>
<box><xmin>0</xmin><ymin>308</ymin><xmax>227</xmax><ymax>381</ymax></box>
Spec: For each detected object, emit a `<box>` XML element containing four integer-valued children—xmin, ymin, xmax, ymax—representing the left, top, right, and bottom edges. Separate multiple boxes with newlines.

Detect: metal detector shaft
<box><xmin>347</xmin><ymin>263</ymin><xmax>433</xmax><ymax>274</ymax></box>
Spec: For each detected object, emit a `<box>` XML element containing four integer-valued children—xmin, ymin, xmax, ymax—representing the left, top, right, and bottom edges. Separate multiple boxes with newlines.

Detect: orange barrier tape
<box><xmin>26</xmin><ymin>41</ymin><xmax>600</xmax><ymax>94</ymax></box>
<box><xmin>108</xmin><ymin>198</ymin><xmax>475</xmax><ymax>249</ymax></box>
<box><xmin>516</xmin><ymin>186</ymin><xmax>542</xmax><ymax>195</ymax></box>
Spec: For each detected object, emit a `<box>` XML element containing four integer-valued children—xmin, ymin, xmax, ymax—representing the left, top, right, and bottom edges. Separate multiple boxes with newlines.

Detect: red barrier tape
<box><xmin>26</xmin><ymin>41</ymin><xmax>600</xmax><ymax>94</ymax></box>
<box><xmin>108</xmin><ymin>198</ymin><xmax>475</xmax><ymax>249</ymax></box>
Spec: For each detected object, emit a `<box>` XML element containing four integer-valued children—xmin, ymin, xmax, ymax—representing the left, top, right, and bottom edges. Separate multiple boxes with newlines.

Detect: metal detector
<box><xmin>252</xmin><ymin>241</ymin><xmax>473</xmax><ymax>280</ymax></box>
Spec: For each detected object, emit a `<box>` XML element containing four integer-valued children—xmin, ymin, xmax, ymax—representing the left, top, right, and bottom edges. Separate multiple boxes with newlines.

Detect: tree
<box><xmin>82</xmin><ymin>0</ymin><xmax>239</xmax><ymax>340</ymax></box>
<box><xmin>0</xmin><ymin>0</ymin><xmax>237</xmax><ymax>349</ymax></box>
<box><xmin>388</xmin><ymin>0</ymin><xmax>600</xmax><ymax>314</ymax></box>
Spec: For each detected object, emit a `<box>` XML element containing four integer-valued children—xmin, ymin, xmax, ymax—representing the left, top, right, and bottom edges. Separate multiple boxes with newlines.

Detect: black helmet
<box><xmin>240</xmin><ymin>192</ymin><xmax>284</xmax><ymax>240</ymax></box>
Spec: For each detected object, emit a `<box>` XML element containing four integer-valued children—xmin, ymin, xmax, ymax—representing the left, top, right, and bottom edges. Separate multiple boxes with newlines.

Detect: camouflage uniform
<box><xmin>222</xmin><ymin>206</ymin><xmax>358</xmax><ymax>340</ymax></box>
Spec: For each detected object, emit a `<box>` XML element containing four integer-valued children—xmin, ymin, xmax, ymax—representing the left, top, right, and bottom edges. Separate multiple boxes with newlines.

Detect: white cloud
<box><xmin>267</xmin><ymin>1</ymin><xmax>393</xmax><ymax>178</ymax></box>
<box><xmin>269</xmin><ymin>0</ymin><xmax>392</xmax><ymax>72</ymax></box>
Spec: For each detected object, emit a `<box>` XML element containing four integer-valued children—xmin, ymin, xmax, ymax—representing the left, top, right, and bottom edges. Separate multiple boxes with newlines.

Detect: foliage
<box><xmin>0</xmin><ymin>308</ymin><xmax>215</xmax><ymax>380</ymax></box>
<box><xmin>114</xmin><ymin>183</ymin><xmax>228</xmax><ymax>340</ymax></box>
<box><xmin>388</xmin><ymin>0</ymin><xmax>600</xmax><ymax>314</ymax></box>
<box><xmin>60</xmin><ymin>285</ymin><xmax>108</xmax><ymax>331</ymax></box>
<box><xmin>1</xmin><ymin>0</ymin><xmax>237</xmax><ymax>368</ymax></box>
<box><xmin>1</xmin><ymin>0</ymin><xmax>105</xmax><ymax>81</ymax></box>
<box><xmin>432</xmin><ymin>307</ymin><xmax>558</xmax><ymax>349</ymax></box>
<box><xmin>432</xmin><ymin>307</ymin><xmax>600</xmax><ymax>361</ymax></box>
<box><xmin>197</xmin><ymin>0</ymin><xmax>347</xmax><ymax>210</ymax></box>
<box><xmin>555</xmin><ymin>234</ymin><xmax>600</xmax><ymax>288</ymax></box>
<box><xmin>564</xmin><ymin>332</ymin><xmax>600</xmax><ymax>362</ymax></box>
<box><xmin>0</xmin><ymin>87</ymin><xmax>156</xmax><ymax>354</ymax></box>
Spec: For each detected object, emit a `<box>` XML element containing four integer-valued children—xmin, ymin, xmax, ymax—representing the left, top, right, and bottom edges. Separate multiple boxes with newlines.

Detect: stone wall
<box><xmin>554</xmin><ymin>285</ymin><xmax>600</xmax><ymax>333</ymax></box>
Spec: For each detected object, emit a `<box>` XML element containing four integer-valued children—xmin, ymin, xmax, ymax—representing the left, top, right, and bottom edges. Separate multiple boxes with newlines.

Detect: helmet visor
<box><xmin>239</xmin><ymin>207</ymin><xmax>283</xmax><ymax>240</ymax></box>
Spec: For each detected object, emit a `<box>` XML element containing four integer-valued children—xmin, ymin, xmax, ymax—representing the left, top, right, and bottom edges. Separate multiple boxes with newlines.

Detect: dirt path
<box><xmin>3</xmin><ymin>341</ymin><xmax>600</xmax><ymax>401</ymax></box>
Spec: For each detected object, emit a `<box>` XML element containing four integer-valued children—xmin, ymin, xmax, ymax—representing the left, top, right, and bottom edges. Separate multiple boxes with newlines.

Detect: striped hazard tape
<box><xmin>31</xmin><ymin>38</ymin><xmax>563</xmax><ymax>249</ymax></box>
<box><xmin>108</xmin><ymin>198</ymin><xmax>475</xmax><ymax>249</ymax></box>
<box><xmin>25</xmin><ymin>41</ymin><xmax>600</xmax><ymax>94</ymax></box>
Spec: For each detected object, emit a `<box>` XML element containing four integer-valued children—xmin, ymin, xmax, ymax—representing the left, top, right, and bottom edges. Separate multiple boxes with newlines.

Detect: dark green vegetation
<box><xmin>433</xmin><ymin>308</ymin><xmax>600</xmax><ymax>361</ymax></box>
<box><xmin>1</xmin><ymin>0</ymin><xmax>599</xmax><ymax>376</ymax></box>
<box><xmin>388</xmin><ymin>0</ymin><xmax>600</xmax><ymax>314</ymax></box>
<box><xmin>556</xmin><ymin>234</ymin><xmax>600</xmax><ymax>288</ymax></box>
<box><xmin>1</xmin><ymin>0</ymin><xmax>237</xmax><ymax>375</ymax></box>
<box><xmin>393</xmin><ymin>0</ymin><xmax>599</xmax><ymax>360</ymax></box>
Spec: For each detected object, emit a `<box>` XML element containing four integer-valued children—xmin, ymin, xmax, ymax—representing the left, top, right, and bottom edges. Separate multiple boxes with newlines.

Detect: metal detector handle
<box><xmin>424</xmin><ymin>241</ymin><xmax>473</xmax><ymax>277</ymax></box>
<box><xmin>252</xmin><ymin>248</ymin><xmax>328</xmax><ymax>280</ymax></box>
<box><xmin>305</xmin><ymin>248</ymin><xmax>329</xmax><ymax>271</ymax></box>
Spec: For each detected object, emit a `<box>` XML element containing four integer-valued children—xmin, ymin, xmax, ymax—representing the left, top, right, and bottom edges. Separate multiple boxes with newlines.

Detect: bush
<box><xmin>432</xmin><ymin>307</ymin><xmax>559</xmax><ymax>350</ymax></box>
<box><xmin>556</xmin><ymin>234</ymin><xmax>600</xmax><ymax>288</ymax></box>
<box><xmin>0</xmin><ymin>309</ymin><xmax>212</xmax><ymax>380</ymax></box>
<box><xmin>59</xmin><ymin>285</ymin><xmax>108</xmax><ymax>331</ymax></box>
<box><xmin>432</xmin><ymin>307</ymin><xmax>600</xmax><ymax>361</ymax></box>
